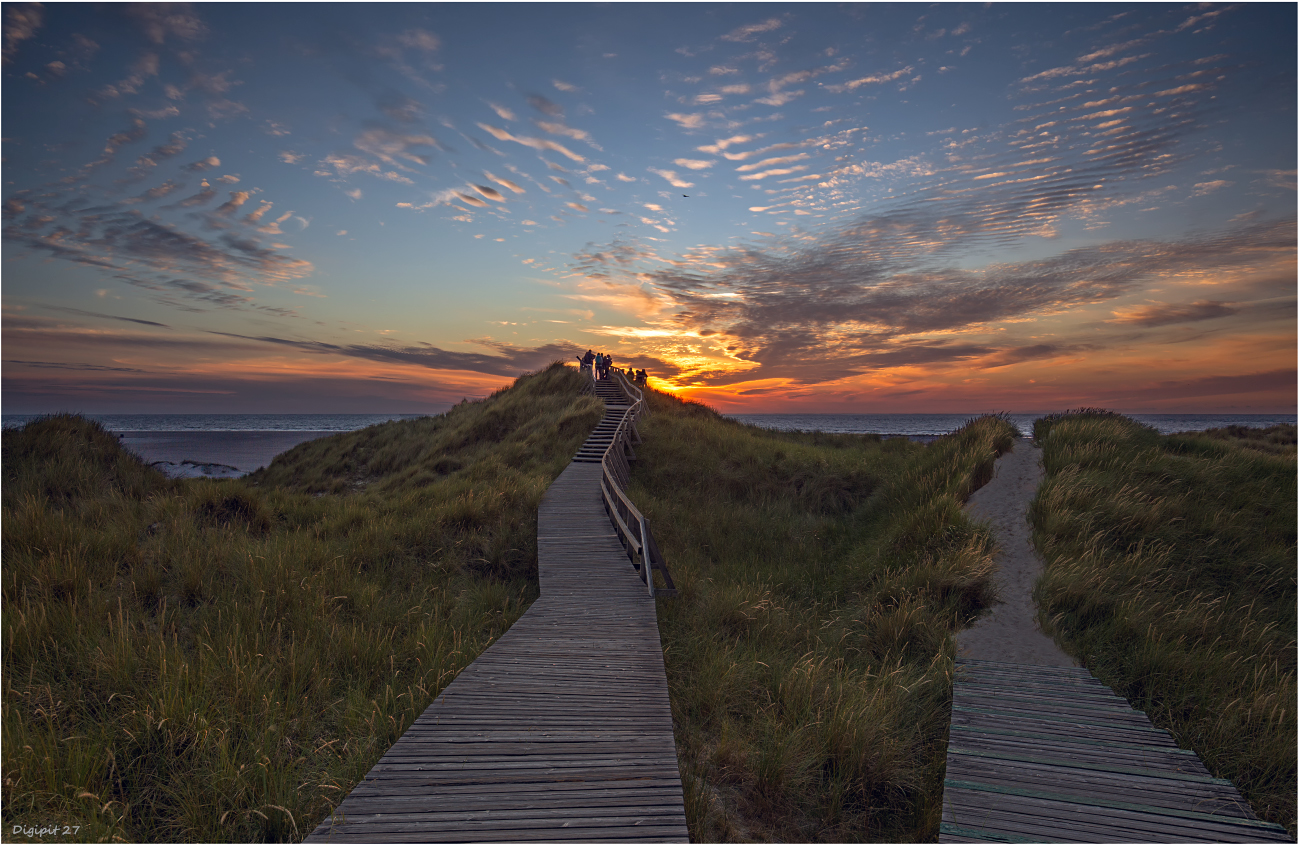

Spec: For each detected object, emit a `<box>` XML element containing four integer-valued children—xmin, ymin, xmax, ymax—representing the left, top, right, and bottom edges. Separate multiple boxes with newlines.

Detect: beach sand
<box><xmin>118</xmin><ymin>431</ymin><xmax>336</xmax><ymax>479</ymax></box>
<box><xmin>955</xmin><ymin>437</ymin><xmax>1077</xmax><ymax>667</ymax></box>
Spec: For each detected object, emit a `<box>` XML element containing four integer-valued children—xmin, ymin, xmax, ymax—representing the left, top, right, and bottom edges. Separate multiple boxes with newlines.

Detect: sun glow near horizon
<box><xmin>2</xmin><ymin>3</ymin><xmax>1295</xmax><ymax>415</ymax></box>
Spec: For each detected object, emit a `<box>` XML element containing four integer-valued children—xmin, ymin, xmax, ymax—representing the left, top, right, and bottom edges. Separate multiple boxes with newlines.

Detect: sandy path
<box><xmin>954</xmin><ymin>438</ymin><xmax>1076</xmax><ymax>667</ymax></box>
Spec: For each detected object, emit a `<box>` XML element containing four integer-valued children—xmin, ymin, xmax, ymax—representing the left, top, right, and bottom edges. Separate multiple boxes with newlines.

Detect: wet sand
<box><xmin>118</xmin><ymin>431</ymin><xmax>336</xmax><ymax>478</ymax></box>
<box><xmin>955</xmin><ymin>437</ymin><xmax>1077</xmax><ymax>667</ymax></box>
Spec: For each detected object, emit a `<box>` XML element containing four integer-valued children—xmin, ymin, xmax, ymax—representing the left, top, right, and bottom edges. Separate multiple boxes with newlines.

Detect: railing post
<box><xmin>589</xmin><ymin>367</ymin><xmax>674</xmax><ymax>598</ymax></box>
<box><xmin>638</xmin><ymin>515</ymin><xmax>654</xmax><ymax>596</ymax></box>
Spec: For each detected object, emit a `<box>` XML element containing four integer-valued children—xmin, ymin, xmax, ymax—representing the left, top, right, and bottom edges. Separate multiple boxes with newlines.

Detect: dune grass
<box><xmin>1030</xmin><ymin>412</ymin><xmax>1297</xmax><ymax>835</ymax></box>
<box><xmin>629</xmin><ymin>391</ymin><xmax>1017</xmax><ymax>841</ymax></box>
<box><xmin>3</xmin><ymin>360</ymin><xmax>1023</xmax><ymax>843</ymax></box>
<box><xmin>1</xmin><ymin>363</ymin><xmax>602</xmax><ymax>842</ymax></box>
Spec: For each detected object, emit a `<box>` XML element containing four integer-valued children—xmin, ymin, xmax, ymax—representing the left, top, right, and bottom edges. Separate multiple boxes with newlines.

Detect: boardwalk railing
<box><xmin>592</xmin><ymin>367</ymin><xmax>677</xmax><ymax>598</ymax></box>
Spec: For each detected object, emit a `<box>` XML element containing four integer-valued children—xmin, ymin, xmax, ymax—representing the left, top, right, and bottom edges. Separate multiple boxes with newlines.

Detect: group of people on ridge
<box><xmin>578</xmin><ymin>349</ymin><xmax>648</xmax><ymax>386</ymax></box>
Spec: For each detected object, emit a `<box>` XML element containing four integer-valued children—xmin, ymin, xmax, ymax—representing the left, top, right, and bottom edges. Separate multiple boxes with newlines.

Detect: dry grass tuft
<box><xmin>1031</xmin><ymin>412</ymin><xmax>1296</xmax><ymax>835</ymax></box>
<box><xmin>632</xmin><ymin>389</ymin><xmax>1017</xmax><ymax>841</ymax></box>
<box><xmin>2</xmin><ymin>363</ymin><xmax>602</xmax><ymax>842</ymax></box>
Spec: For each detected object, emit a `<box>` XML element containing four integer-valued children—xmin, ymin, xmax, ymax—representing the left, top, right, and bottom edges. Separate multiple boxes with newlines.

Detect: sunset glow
<box><xmin>3</xmin><ymin>4</ymin><xmax>1295</xmax><ymax>414</ymax></box>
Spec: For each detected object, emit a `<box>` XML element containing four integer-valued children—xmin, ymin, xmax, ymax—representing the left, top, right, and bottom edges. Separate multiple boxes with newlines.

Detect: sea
<box><xmin>2</xmin><ymin>411</ymin><xmax>1294</xmax><ymax>437</ymax></box>
<box><xmin>4</xmin><ymin>411</ymin><xmax>1293</xmax><ymax>479</ymax></box>
<box><xmin>725</xmin><ymin>413</ymin><xmax>1297</xmax><ymax>439</ymax></box>
<box><xmin>0</xmin><ymin>413</ymin><xmax>428</xmax><ymax>432</ymax></box>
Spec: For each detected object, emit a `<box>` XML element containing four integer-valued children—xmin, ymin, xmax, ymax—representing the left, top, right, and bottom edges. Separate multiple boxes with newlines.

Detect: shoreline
<box><xmin>16</xmin><ymin>413</ymin><xmax>1296</xmax><ymax>480</ymax></box>
<box><xmin>117</xmin><ymin>430</ymin><xmax>336</xmax><ymax>478</ymax></box>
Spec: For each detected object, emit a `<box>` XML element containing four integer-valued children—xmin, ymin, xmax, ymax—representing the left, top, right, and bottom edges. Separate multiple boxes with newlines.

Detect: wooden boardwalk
<box><xmin>306</xmin><ymin>379</ymin><xmax>687</xmax><ymax>842</ymax></box>
<box><xmin>941</xmin><ymin>658</ymin><xmax>1292</xmax><ymax>843</ymax></box>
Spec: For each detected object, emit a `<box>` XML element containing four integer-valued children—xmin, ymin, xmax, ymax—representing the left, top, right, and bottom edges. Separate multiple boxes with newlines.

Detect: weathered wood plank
<box><xmin>305</xmin><ymin>387</ymin><xmax>686</xmax><ymax>843</ymax></box>
<box><xmin>940</xmin><ymin>658</ymin><xmax>1287</xmax><ymax>843</ymax></box>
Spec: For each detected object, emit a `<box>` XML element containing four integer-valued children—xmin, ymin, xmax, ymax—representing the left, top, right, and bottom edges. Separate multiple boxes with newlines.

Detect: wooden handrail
<box><xmin>585</xmin><ymin>366</ymin><xmax>676</xmax><ymax>597</ymax></box>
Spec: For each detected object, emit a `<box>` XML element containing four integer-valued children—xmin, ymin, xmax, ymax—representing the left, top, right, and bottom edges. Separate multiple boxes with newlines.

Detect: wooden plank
<box><xmin>944</xmin><ymin>779</ymin><xmax>1284</xmax><ymax>833</ymax></box>
<box><xmin>944</xmin><ymin>787</ymin><xmax>1291</xmax><ymax>842</ymax></box>
<box><xmin>946</xmin><ymin>757</ymin><xmax>1254</xmax><ymax>809</ymax></box>
<box><xmin>307</xmin><ymin>389</ymin><xmax>686</xmax><ymax>843</ymax></box>
<box><xmin>949</xmin><ymin>723</ymin><xmax>1196</xmax><ymax>756</ymax></box>
<box><xmin>947</xmin><ymin>746</ymin><xmax>1231</xmax><ymax>785</ymax></box>
<box><xmin>942</xmin><ymin>658</ymin><xmax>1286</xmax><ymax>844</ymax></box>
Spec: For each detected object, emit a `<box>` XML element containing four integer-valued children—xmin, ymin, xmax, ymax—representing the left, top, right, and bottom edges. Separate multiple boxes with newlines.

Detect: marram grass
<box><xmin>2</xmin><ymin>363</ymin><xmax>602</xmax><ymax>843</ymax></box>
<box><xmin>631</xmin><ymin>393</ymin><xmax>1017</xmax><ymax>841</ymax></box>
<box><xmin>3</xmin><ymin>366</ymin><xmax>1022</xmax><ymax>843</ymax></box>
<box><xmin>1031</xmin><ymin>412</ymin><xmax>1296</xmax><ymax>836</ymax></box>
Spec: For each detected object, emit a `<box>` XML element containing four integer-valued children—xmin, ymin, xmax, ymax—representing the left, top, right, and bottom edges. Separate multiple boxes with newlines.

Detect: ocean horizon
<box><xmin>3</xmin><ymin>411</ymin><xmax>1295</xmax><ymax>438</ymax></box>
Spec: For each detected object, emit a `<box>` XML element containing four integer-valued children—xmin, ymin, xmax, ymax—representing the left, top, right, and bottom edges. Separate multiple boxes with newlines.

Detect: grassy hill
<box><xmin>629</xmin><ymin>391</ymin><xmax>1017</xmax><ymax>840</ymax></box>
<box><xmin>2</xmin><ymin>363</ymin><xmax>602</xmax><ymax>842</ymax></box>
<box><xmin>1</xmin><ymin>362</ymin><xmax>1032</xmax><ymax>842</ymax></box>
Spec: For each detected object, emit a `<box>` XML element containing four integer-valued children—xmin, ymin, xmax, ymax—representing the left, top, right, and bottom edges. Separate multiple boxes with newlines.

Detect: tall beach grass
<box><xmin>1031</xmin><ymin>412</ymin><xmax>1296</xmax><ymax>835</ymax></box>
<box><xmin>3</xmin><ymin>360</ymin><xmax>1026</xmax><ymax>842</ymax></box>
<box><xmin>631</xmin><ymin>391</ymin><xmax>1017</xmax><ymax>841</ymax></box>
<box><xmin>2</xmin><ymin>363</ymin><xmax>602</xmax><ymax>842</ymax></box>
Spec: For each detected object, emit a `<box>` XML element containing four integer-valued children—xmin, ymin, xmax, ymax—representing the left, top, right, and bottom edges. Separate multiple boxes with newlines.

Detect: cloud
<box><xmin>535</xmin><ymin>120</ymin><xmax>601</xmax><ymax>150</ymax></box>
<box><xmin>3</xmin><ymin>3</ymin><xmax>42</xmax><ymax>65</ymax></box>
<box><xmin>40</xmin><ymin>305</ymin><xmax>172</xmax><ymax>329</ymax></box>
<box><xmin>378</xmin><ymin>93</ymin><xmax>425</xmax><ymax>124</ymax></box>
<box><xmin>647</xmin><ymin>168</ymin><xmax>695</xmax><ymax>189</ymax></box>
<box><xmin>130</xmin><ymin>105</ymin><xmax>180</xmax><ymax>120</ymax></box>
<box><xmin>213</xmin><ymin>191</ymin><xmax>252</xmax><ymax>216</ymax></box>
<box><xmin>95</xmin><ymin>52</ymin><xmax>161</xmax><ymax>100</ymax></box>
<box><xmin>472</xmin><ymin>184</ymin><xmax>506</xmax><ymax>202</ymax></box>
<box><xmin>244</xmin><ymin>201</ymin><xmax>273</xmax><ymax>223</ymax></box>
<box><xmin>1192</xmin><ymin>180</ymin><xmax>1232</xmax><ymax>196</ymax></box>
<box><xmin>5</xmin><ymin>359</ymin><xmax>149</xmax><ymax>374</ymax></box>
<box><xmin>527</xmin><ymin>94</ymin><xmax>563</xmax><ymax>116</ymax></box>
<box><xmin>735</xmin><ymin>153</ymin><xmax>809</xmax><ymax>172</ymax></box>
<box><xmin>721</xmin><ymin>17</ymin><xmax>783</xmax><ymax>42</ymax></box>
<box><xmin>84</xmin><ymin>118</ymin><xmax>148</xmax><ymax>170</ymax></box>
<box><xmin>1109</xmin><ymin>300</ymin><xmax>1240</xmax><ymax>327</ymax></box>
<box><xmin>318</xmin><ymin>153</ymin><xmax>415</xmax><ymax>183</ymax></box>
<box><xmin>125</xmin><ymin>4</ymin><xmax>207</xmax><ymax>44</ymax></box>
<box><xmin>576</xmin><ymin>212</ymin><xmax>1295</xmax><ymax>386</ymax></box>
<box><xmin>486</xmin><ymin>101</ymin><xmax>516</xmax><ymax>121</ymax></box>
<box><xmin>697</xmin><ymin>134</ymin><xmax>754</xmax><ymax>154</ymax></box>
<box><xmin>454</xmin><ymin>192</ymin><xmax>488</xmax><ymax>208</ymax></box>
<box><xmin>353</xmin><ymin>127</ymin><xmax>443</xmax><ymax>169</ymax></box>
<box><xmin>126</xmin><ymin>180</ymin><xmax>185</xmax><ymax>203</ymax></box>
<box><xmin>208</xmin><ymin>332</ymin><xmax>586</xmax><ymax>378</ymax></box>
<box><xmin>553</xmin><ymin>79</ymin><xmax>578</xmax><ymax>92</ymax></box>
<box><xmin>822</xmin><ymin>66</ymin><xmax>913</xmax><ymax>93</ymax></box>
<box><xmin>616</xmin><ymin>173</ymin><xmax>637</xmax><ymax>182</ymax></box>
<box><xmin>184</xmin><ymin>156</ymin><xmax>221</xmax><ymax>172</ymax></box>
<box><xmin>484</xmin><ymin>171</ymin><xmax>526</xmax><ymax>194</ymax></box>
<box><xmin>738</xmin><ymin>166</ymin><xmax>806</xmax><ymax>181</ymax></box>
<box><xmin>1175</xmin><ymin>6</ymin><xmax>1231</xmax><ymax>32</ymax></box>
<box><xmin>666</xmin><ymin>112</ymin><xmax>706</xmax><ymax>130</ymax></box>
<box><xmin>3</xmin><ymin>198</ymin><xmax>315</xmax><ymax>312</ymax></box>
<box><xmin>674</xmin><ymin>158</ymin><xmax>715</xmax><ymax>170</ymax></box>
<box><xmin>173</xmin><ymin>188</ymin><xmax>218</xmax><ymax>207</ymax></box>
<box><xmin>476</xmin><ymin>123</ymin><xmax>585</xmax><ymax>162</ymax></box>
<box><xmin>397</xmin><ymin>28</ymin><xmax>440</xmax><ymax>51</ymax></box>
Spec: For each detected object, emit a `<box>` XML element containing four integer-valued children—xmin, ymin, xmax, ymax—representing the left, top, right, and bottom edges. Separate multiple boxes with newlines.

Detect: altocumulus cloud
<box><xmin>582</xmin><ymin>217</ymin><xmax>1296</xmax><ymax>386</ymax></box>
<box><xmin>206</xmin><ymin>332</ymin><xmax>586</xmax><ymax>377</ymax></box>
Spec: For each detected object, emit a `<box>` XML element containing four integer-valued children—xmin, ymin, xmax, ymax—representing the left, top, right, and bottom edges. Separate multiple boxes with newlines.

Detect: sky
<box><xmin>2</xmin><ymin>2</ymin><xmax>1295</xmax><ymax>415</ymax></box>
